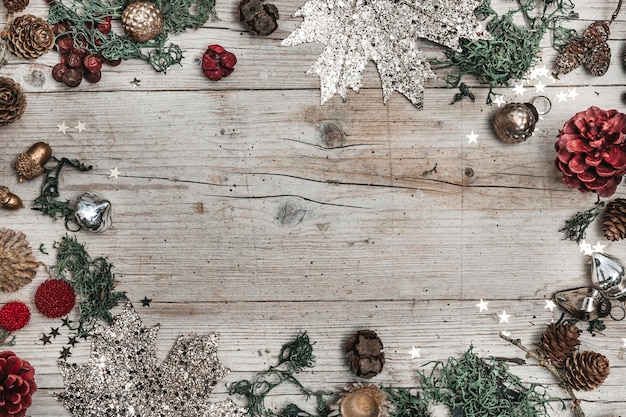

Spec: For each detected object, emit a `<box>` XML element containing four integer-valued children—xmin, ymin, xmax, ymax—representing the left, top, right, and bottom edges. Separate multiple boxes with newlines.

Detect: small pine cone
<box><xmin>603</xmin><ymin>198</ymin><xmax>626</xmax><ymax>241</ymax></box>
<box><xmin>0</xmin><ymin>76</ymin><xmax>26</xmax><ymax>125</ymax></box>
<box><xmin>585</xmin><ymin>42</ymin><xmax>611</xmax><ymax>76</ymax></box>
<box><xmin>3</xmin><ymin>14</ymin><xmax>54</xmax><ymax>60</ymax></box>
<box><xmin>537</xmin><ymin>323</ymin><xmax>581</xmax><ymax>368</ymax></box>
<box><xmin>563</xmin><ymin>351</ymin><xmax>610</xmax><ymax>391</ymax></box>
<box><xmin>346</xmin><ymin>330</ymin><xmax>385</xmax><ymax>379</ymax></box>
<box><xmin>0</xmin><ymin>228</ymin><xmax>39</xmax><ymax>292</ymax></box>
<box><xmin>2</xmin><ymin>0</ymin><xmax>29</xmax><ymax>12</ymax></box>
<box><xmin>583</xmin><ymin>21</ymin><xmax>610</xmax><ymax>47</ymax></box>
<box><xmin>554</xmin><ymin>39</ymin><xmax>588</xmax><ymax>76</ymax></box>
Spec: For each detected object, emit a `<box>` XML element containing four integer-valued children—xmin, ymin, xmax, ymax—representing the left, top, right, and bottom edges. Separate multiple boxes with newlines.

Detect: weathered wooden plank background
<box><xmin>1</xmin><ymin>0</ymin><xmax>626</xmax><ymax>416</ymax></box>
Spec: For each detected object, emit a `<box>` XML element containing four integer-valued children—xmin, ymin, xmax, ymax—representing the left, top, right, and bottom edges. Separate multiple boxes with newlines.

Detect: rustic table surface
<box><xmin>1</xmin><ymin>0</ymin><xmax>625</xmax><ymax>416</ymax></box>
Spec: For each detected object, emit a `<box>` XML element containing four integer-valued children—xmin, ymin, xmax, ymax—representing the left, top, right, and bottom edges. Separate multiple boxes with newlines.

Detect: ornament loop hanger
<box><xmin>609</xmin><ymin>304</ymin><xmax>626</xmax><ymax>321</ymax></box>
<box><xmin>529</xmin><ymin>95</ymin><xmax>551</xmax><ymax>115</ymax></box>
<box><xmin>64</xmin><ymin>217</ymin><xmax>82</xmax><ymax>232</ymax></box>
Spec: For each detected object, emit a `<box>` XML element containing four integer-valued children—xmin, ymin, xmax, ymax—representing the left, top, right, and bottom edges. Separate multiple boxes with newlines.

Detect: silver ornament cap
<box><xmin>591</xmin><ymin>252</ymin><xmax>626</xmax><ymax>300</ymax></box>
<box><xmin>74</xmin><ymin>193</ymin><xmax>112</xmax><ymax>233</ymax></box>
<box><xmin>554</xmin><ymin>286</ymin><xmax>612</xmax><ymax>321</ymax></box>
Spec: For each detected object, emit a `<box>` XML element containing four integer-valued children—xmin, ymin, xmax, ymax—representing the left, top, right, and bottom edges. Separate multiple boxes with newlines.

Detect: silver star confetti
<box><xmin>281</xmin><ymin>0</ymin><xmax>490</xmax><ymax>108</ymax></box>
<box><xmin>56</xmin><ymin>303</ymin><xmax>245</xmax><ymax>417</ymax></box>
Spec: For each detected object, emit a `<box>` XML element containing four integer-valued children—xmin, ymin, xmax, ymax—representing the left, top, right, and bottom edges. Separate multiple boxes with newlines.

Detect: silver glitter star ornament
<box><xmin>56</xmin><ymin>303</ymin><xmax>247</xmax><ymax>417</ymax></box>
<box><xmin>281</xmin><ymin>0</ymin><xmax>490</xmax><ymax>108</ymax></box>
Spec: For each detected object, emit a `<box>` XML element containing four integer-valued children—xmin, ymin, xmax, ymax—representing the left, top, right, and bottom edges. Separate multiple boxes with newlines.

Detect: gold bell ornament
<box><xmin>15</xmin><ymin>142</ymin><xmax>52</xmax><ymax>182</ymax></box>
<box><xmin>122</xmin><ymin>0</ymin><xmax>164</xmax><ymax>43</ymax></box>
<box><xmin>493</xmin><ymin>96</ymin><xmax>551</xmax><ymax>144</ymax></box>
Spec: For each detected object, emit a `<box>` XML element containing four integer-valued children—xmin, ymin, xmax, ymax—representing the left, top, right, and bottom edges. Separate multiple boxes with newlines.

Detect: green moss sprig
<box><xmin>559</xmin><ymin>201</ymin><xmax>606</xmax><ymax>243</ymax></box>
<box><xmin>228</xmin><ymin>331</ymin><xmax>331</xmax><ymax>417</ymax></box>
<box><xmin>381</xmin><ymin>387</ymin><xmax>430</xmax><ymax>417</ymax></box>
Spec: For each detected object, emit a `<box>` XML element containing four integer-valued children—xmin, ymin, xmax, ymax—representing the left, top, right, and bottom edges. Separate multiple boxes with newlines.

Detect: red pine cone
<box><xmin>0</xmin><ymin>351</ymin><xmax>36</xmax><ymax>417</ymax></box>
<box><xmin>0</xmin><ymin>302</ymin><xmax>30</xmax><ymax>332</ymax></box>
<box><xmin>34</xmin><ymin>279</ymin><xmax>76</xmax><ymax>318</ymax></box>
<box><xmin>555</xmin><ymin>106</ymin><xmax>626</xmax><ymax>197</ymax></box>
<box><xmin>202</xmin><ymin>44</ymin><xmax>237</xmax><ymax>81</ymax></box>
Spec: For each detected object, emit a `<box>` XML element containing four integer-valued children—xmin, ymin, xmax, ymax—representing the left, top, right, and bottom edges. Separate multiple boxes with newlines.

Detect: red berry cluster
<box><xmin>51</xmin><ymin>18</ymin><xmax>121</xmax><ymax>87</ymax></box>
<box><xmin>34</xmin><ymin>279</ymin><xmax>76</xmax><ymax>319</ymax></box>
<box><xmin>0</xmin><ymin>301</ymin><xmax>30</xmax><ymax>332</ymax></box>
<box><xmin>202</xmin><ymin>44</ymin><xmax>237</xmax><ymax>81</ymax></box>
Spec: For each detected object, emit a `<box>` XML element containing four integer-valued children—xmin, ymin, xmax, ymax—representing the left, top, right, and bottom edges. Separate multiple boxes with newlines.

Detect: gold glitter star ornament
<box><xmin>56</xmin><ymin>303</ymin><xmax>248</xmax><ymax>417</ymax></box>
<box><xmin>281</xmin><ymin>0</ymin><xmax>490</xmax><ymax>108</ymax></box>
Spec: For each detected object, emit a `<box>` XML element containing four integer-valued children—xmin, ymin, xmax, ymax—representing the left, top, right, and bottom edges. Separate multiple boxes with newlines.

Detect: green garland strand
<box><xmin>47</xmin><ymin>0</ymin><xmax>216</xmax><ymax>72</ymax></box>
<box><xmin>433</xmin><ymin>0</ymin><xmax>578</xmax><ymax>104</ymax></box>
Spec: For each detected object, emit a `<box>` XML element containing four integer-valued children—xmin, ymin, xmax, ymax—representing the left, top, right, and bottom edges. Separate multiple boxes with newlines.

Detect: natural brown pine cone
<box><xmin>346</xmin><ymin>330</ymin><xmax>385</xmax><ymax>379</ymax></box>
<box><xmin>537</xmin><ymin>323</ymin><xmax>581</xmax><ymax>368</ymax></box>
<box><xmin>3</xmin><ymin>14</ymin><xmax>54</xmax><ymax>60</ymax></box>
<box><xmin>563</xmin><ymin>351</ymin><xmax>610</xmax><ymax>391</ymax></box>
<box><xmin>554</xmin><ymin>39</ymin><xmax>588</xmax><ymax>76</ymax></box>
<box><xmin>583</xmin><ymin>21</ymin><xmax>610</xmax><ymax>47</ymax></box>
<box><xmin>603</xmin><ymin>198</ymin><xmax>626</xmax><ymax>241</ymax></box>
<box><xmin>585</xmin><ymin>42</ymin><xmax>611</xmax><ymax>77</ymax></box>
<box><xmin>2</xmin><ymin>0</ymin><xmax>29</xmax><ymax>12</ymax></box>
<box><xmin>0</xmin><ymin>228</ymin><xmax>39</xmax><ymax>292</ymax></box>
<box><xmin>0</xmin><ymin>76</ymin><xmax>26</xmax><ymax>126</ymax></box>
<box><xmin>238</xmin><ymin>0</ymin><xmax>279</xmax><ymax>36</ymax></box>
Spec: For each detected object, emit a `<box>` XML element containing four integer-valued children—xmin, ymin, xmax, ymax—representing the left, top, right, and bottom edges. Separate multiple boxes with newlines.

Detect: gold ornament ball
<box><xmin>122</xmin><ymin>1</ymin><xmax>164</xmax><ymax>43</ymax></box>
<box><xmin>493</xmin><ymin>102</ymin><xmax>539</xmax><ymax>144</ymax></box>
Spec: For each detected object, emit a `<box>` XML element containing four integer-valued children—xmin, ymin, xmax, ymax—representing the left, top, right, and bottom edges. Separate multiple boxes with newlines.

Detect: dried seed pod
<box><xmin>553</xmin><ymin>39</ymin><xmax>588</xmax><ymax>77</ymax></box>
<box><xmin>15</xmin><ymin>142</ymin><xmax>52</xmax><ymax>182</ymax></box>
<box><xmin>238</xmin><ymin>0</ymin><xmax>279</xmax><ymax>36</ymax></box>
<box><xmin>585</xmin><ymin>42</ymin><xmax>611</xmax><ymax>76</ymax></box>
<box><xmin>0</xmin><ymin>186</ymin><xmax>23</xmax><ymax>210</ymax></box>
<box><xmin>333</xmin><ymin>384</ymin><xmax>389</xmax><ymax>417</ymax></box>
<box><xmin>346</xmin><ymin>330</ymin><xmax>385</xmax><ymax>379</ymax></box>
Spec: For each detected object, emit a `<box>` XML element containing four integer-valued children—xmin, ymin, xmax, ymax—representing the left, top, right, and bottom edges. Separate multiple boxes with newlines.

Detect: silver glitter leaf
<box><xmin>56</xmin><ymin>303</ymin><xmax>245</xmax><ymax>417</ymax></box>
<box><xmin>281</xmin><ymin>0</ymin><xmax>491</xmax><ymax>108</ymax></box>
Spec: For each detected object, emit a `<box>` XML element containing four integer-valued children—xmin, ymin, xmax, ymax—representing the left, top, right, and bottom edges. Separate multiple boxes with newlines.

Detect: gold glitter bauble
<box><xmin>122</xmin><ymin>1</ymin><xmax>164</xmax><ymax>43</ymax></box>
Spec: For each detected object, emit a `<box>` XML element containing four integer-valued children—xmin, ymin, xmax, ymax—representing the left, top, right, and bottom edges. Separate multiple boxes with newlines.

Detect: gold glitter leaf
<box><xmin>56</xmin><ymin>303</ymin><xmax>247</xmax><ymax>417</ymax></box>
<box><xmin>281</xmin><ymin>0</ymin><xmax>490</xmax><ymax>108</ymax></box>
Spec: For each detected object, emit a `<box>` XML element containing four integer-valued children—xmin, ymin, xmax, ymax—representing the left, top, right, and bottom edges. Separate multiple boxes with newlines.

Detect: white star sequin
<box><xmin>512</xmin><ymin>83</ymin><xmax>526</xmax><ymax>96</ymax></box>
<box><xmin>498</xmin><ymin>310</ymin><xmax>511</xmax><ymax>323</ymax></box>
<box><xmin>535</xmin><ymin>65</ymin><xmax>549</xmax><ymax>78</ymax></box>
<box><xmin>567</xmin><ymin>88</ymin><xmax>579</xmax><ymax>100</ymax></box>
<box><xmin>476</xmin><ymin>299</ymin><xmax>489</xmax><ymax>312</ymax></box>
<box><xmin>579</xmin><ymin>240</ymin><xmax>594</xmax><ymax>256</ymax></box>
<box><xmin>622</xmin><ymin>338</ymin><xmax>626</xmax><ymax>348</ymax></box>
<box><xmin>501</xmin><ymin>331</ymin><xmax>511</xmax><ymax>337</ymax></box>
<box><xmin>408</xmin><ymin>346</ymin><xmax>421</xmax><ymax>359</ymax></box>
<box><xmin>544</xmin><ymin>299</ymin><xmax>557</xmax><ymax>312</ymax></box>
<box><xmin>592</xmin><ymin>241</ymin><xmax>605</xmax><ymax>253</ymax></box>
<box><xmin>556</xmin><ymin>90</ymin><xmax>568</xmax><ymax>102</ymax></box>
<box><xmin>57</xmin><ymin>121</ymin><xmax>69</xmax><ymax>134</ymax></box>
<box><xmin>534</xmin><ymin>81</ymin><xmax>545</xmax><ymax>93</ymax></box>
<box><xmin>493</xmin><ymin>95</ymin><xmax>506</xmax><ymax>107</ymax></box>
<box><xmin>109</xmin><ymin>167</ymin><xmax>121</xmax><ymax>179</ymax></box>
<box><xmin>75</xmin><ymin>121</ymin><xmax>87</xmax><ymax>133</ymax></box>
<box><xmin>467</xmin><ymin>131</ymin><xmax>479</xmax><ymax>144</ymax></box>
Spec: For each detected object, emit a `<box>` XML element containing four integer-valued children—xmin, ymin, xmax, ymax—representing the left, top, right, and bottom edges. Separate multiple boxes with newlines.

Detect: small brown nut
<box><xmin>345</xmin><ymin>330</ymin><xmax>385</xmax><ymax>379</ymax></box>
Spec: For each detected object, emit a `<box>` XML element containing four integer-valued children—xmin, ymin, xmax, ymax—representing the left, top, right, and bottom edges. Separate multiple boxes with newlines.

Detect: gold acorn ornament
<box><xmin>0</xmin><ymin>76</ymin><xmax>26</xmax><ymax>126</ymax></box>
<box><xmin>331</xmin><ymin>384</ymin><xmax>389</xmax><ymax>417</ymax></box>
<box><xmin>0</xmin><ymin>186</ymin><xmax>23</xmax><ymax>210</ymax></box>
<box><xmin>122</xmin><ymin>1</ymin><xmax>164</xmax><ymax>43</ymax></box>
<box><xmin>15</xmin><ymin>142</ymin><xmax>52</xmax><ymax>182</ymax></box>
<box><xmin>2</xmin><ymin>14</ymin><xmax>54</xmax><ymax>60</ymax></box>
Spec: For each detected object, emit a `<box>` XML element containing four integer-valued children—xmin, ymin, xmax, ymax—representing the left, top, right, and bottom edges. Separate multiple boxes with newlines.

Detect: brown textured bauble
<box><xmin>0</xmin><ymin>228</ymin><xmax>39</xmax><ymax>292</ymax></box>
<box><xmin>536</xmin><ymin>323</ymin><xmax>581</xmax><ymax>368</ymax></box>
<box><xmin>0</xmin><ymin>76</ymin><xmax>26</xmax><ymax>125</ymax></box>
<box><xmin>563</xmin><ymin>351</ymin><xmax>610</xmax><ymax>391</ymax></box>
<box><xmin>345</xmin><ymin>330</ymin><xmax>385</xmax><ymax>379</ymax></box>
<box><xmin>3</xmin><ymin>14</ymin><xmax>54</xmax><ymax>59</ymax></box>
<box><xmin>122</xmin><ymin>1</ymin><xmax>164</xmax><ymax>43</ymax></box>
<box><xmin>2</xmin><ymin>0</ymin><xmax>29</xmax><ymax>13</ymax></box>
<box><xmin>603</xmin><ymin>198</ymin><xmax>626</xmax><ymax>241</ymax></box>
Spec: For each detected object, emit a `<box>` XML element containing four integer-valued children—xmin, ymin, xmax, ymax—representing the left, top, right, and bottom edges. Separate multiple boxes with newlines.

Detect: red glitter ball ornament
<box><xmin>202</xmin><ymin>44</ymin><xmax>237</xmax><ymax>81</ymax></box>
<box><xmin>34</xmin><ymin>279</ymin><xmax>76</xmax><ymax>319</ymax></box>
<box><xmin>0</xmin><ymin>301</ymin><xmax>30</xmax><ymax>332</ymax></box>
<box><xmin>0</xmin><ymin>351</ymin><xmax>37</xmax><ymax>417</ymax></box>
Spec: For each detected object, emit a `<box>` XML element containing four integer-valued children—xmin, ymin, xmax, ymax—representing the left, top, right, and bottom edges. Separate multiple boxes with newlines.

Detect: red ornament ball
<box><xmin>34</xmin><ymin>279</ymin><xmax>76</xmax><ymax>319</ymax></box>
<box><xmin>0</xmin><ymin>302</ymin><xmax>30</xmax><ymax>332</ymax></box>
<box><xmin>555</xmin><ymin>106</ymin><xmax>626</xmax><ymax>197</ymax></box>
<box><xmin>0</xmin><ymin>351</ymin><xmax>37</xmax><ymax>417</ymax></box>
<box><xmin>202</xmin><ymin>44</ymin><xmax>237</xmax><ymax>81</ymax></box>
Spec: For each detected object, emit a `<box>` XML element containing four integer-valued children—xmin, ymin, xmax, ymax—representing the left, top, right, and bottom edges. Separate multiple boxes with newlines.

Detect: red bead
<box><xmin>0</xmin><ymin>301</ymin><xmax>30</xmax><ymax>332</ymax></box>
<box><xmin>97</xmin><ymin>21</ymin><xmax>111</xmax><ymax>34</ymax></box>
<box><xmin>83</xmin><ymin>70</ymin><xmax>102</xmax><ymax>83</ymax></box>
<box><xmin>83</xmin><ymin>54</ymin><xmax>102</xmax><ymax>73</ymax></box>
<box><xmin>202</xmin><ymin>44</ymin><xmax>237</xmax><ymax>81</ymax></box>
<box><xmin>51</xmin><ymin>62</ymin><xmax>68</xmax><ymax>82</ymax></box>
<box><xmin>56</xmin><ymin>36</ymin><xmax>72</xmax><ymax>55</ymax></box>
<box><xmin>66</xmin><ymin>53</ymin><xmax>83</xmax><ymax>69</ymax></box>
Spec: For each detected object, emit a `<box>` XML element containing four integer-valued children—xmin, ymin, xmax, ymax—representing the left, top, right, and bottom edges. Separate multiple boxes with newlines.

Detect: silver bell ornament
<box><xmin>591</xmin><ymin>252</ymin><xmax>626</xmax><ymax>301</ymax></box>
<box><xmin>493</xmin><ymin>96</ymin><xmax>551</xmax><ymax>144</ymax></box>
<box><xmin>554</xmin><ymin>286</ymin><xmax>612</xmax><ymax>321</ymax></box>
<box><xmin>72</xmin><ymin>193</ymin><xmax>112</xmax><ymax>233</ymax></box>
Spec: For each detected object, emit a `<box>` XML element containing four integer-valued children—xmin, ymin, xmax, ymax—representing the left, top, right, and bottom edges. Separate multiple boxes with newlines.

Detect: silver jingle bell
<box><xmin>591</xmin><ymin>252</ymin><xmax>626</xmax><ymax>301</ymax></box>
<box><xmin>554</xmin><ymin>286</ymin><xmax>612</xmax><ymax>321</ymax></box>
<box><xmin>493</xmin><ymin>102</ymin><xmax>539</xmax><ymax>144</ymax></box>
<box><xmin>73</xmin><ymin>193</ymin><xmax>112</xmax><ymax>233</ymax></box>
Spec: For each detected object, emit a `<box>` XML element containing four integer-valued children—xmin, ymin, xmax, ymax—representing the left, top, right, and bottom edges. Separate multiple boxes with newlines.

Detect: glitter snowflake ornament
<box><xmin>56</xmin><ymin>303</ymin><xmax>247</xmax><ymax>417</ymax></box>
<box><xmin>281</xmin><ymin>0</ymin><xmax>490</xmax><ymax>108</ymax></box>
